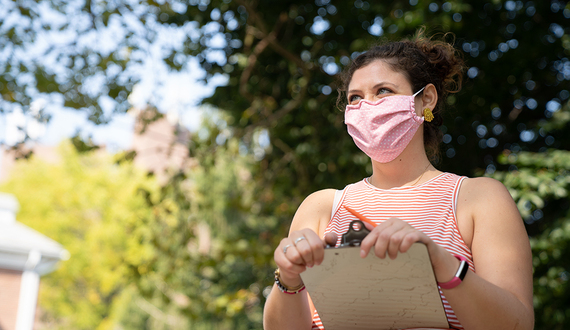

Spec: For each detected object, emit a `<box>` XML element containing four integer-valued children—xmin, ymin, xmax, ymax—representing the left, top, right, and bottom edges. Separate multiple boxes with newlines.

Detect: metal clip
<box><xmin>323</xmin><ymin>220</ymin><xmax>371</xmax><ymax>249</ymax></box>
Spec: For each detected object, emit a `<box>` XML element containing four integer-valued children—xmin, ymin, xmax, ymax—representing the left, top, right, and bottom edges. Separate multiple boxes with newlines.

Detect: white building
<box><xmin>0</xmin><ymin>193</ymin><xmax>68</xmax><ymax>330</ymax></box>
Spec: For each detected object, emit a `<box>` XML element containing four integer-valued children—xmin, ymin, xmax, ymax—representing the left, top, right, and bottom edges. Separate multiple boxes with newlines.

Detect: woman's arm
<box><xmin>358</xmin><ymin>177</ymin><xmax>533</xmax><ymax>329</ymax></box>
<box><xmin>263</xmin><ymin>189</ymin><xmax>336</xmax><ymax>330</ymax></box>
<box><xmin>443</xmin><ymin>177</ymin><xmax>534</xmax><ymax>329</ymax></box>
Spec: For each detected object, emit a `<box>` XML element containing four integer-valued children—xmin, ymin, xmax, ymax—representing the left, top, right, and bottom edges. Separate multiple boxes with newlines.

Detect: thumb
<box><xmin>324</xmin><ymin>232</ymin><xmax>338</xmax><ymax>247</ymax></box>
<box><xmin>362</xmin><ymin>221</ymin><xmax>375</xmax><ymax>232</ymax></box>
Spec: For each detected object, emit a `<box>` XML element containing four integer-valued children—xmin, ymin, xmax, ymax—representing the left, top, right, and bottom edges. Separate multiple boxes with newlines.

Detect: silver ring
<box><xmin>283</xmin><ymin>244</ymin><xmax>292</xmax><ymax>254</ymax></box>
<box><xmin>294</xmin><ymin>236</ymin><xmax>306</xmax><ymax>245</ymax></box>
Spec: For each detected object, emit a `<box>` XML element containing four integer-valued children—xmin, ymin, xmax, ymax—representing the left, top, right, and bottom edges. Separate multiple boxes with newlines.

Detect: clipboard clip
<box><xmin>327</xmin><ymin>220</ymin><xmax>371</xmax><ymax>248</ymax></box>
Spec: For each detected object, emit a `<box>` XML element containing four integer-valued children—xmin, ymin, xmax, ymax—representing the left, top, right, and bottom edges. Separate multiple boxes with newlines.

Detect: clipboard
<box><xmin>300</xmin><ymin>220</ymin><xmax>449</xmax><ymax>330</ymax></box>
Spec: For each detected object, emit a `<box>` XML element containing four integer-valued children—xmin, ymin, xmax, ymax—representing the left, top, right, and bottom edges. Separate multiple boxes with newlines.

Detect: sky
<box><xmin>0</xmin><ymin>63</ymin><xmax>224</xmax><ymax>152</ymax></box>
<box><xmin>0</xmin><ymin>1</ymin><xmax>227</xmax><ymax>153</ymax></box>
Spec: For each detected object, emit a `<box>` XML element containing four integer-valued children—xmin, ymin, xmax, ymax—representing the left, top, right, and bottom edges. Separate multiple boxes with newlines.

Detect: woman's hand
<box><xmin>358</xmin><ymin>217</ymin><xmax>457</xmax><ymax>282</ymax></box>
<box><xmin>274</xmin><ymin>229</ymin><xmax>337</xmax><ymax>287</ymax></box>
<box><xmin>359</xmin><ymin>217</ymin><xmax>435</xmax><ymax>258</ymax></box>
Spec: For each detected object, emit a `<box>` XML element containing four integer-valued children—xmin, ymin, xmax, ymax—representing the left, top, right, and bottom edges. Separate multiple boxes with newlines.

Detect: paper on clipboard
<box><xmin>300</xmin><ymin>243</ymin><xmax>449</xmax><ymax>330</ymax></box>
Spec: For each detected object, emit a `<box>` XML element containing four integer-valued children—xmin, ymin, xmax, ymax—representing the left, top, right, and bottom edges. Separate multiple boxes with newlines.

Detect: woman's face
<box><xmin>347</xmin><ymin>59</ymin><xmax>415</xmax><ymax>107</ymax></box>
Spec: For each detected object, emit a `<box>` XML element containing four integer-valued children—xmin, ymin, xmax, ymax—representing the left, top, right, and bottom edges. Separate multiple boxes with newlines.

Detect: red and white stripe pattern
<box><xmin>311</xmin><ymin>172</ymin><xmax>473</xmax><ymax>330</ymax></box>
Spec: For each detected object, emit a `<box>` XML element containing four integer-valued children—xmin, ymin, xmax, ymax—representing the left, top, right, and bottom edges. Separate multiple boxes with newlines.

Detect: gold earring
<box><xmin>423</xmin><ymin>108</ymin><xmax>434</xmax><ymax>122</ymax></box>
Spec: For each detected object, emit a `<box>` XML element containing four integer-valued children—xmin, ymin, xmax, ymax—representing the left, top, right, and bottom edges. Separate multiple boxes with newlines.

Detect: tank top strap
<box><xmin>329</xmin><ymin>182</ymin><xmax>358</xmax><ymax>221</ymax></box>
<box><xmin>452</xmin><ymin>175</ymin><xmax>467</xmax><ymax>219</ymax></box>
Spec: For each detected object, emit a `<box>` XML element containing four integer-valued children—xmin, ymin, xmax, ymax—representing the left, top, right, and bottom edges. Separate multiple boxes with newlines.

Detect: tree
<box><xmin>113</xmin><ymin>119</ymin><xmax>285</xmax><ymax>329</ymax></box>
<box><xmin>1</xmin><ymin>128</ymin><xmax>282</xmax><ymax>329</ymax></box>
<box><xmin>490</xmin><ymin>139</ymin><xmax>570</xmax><ymax>327</ymax></box>
<box><xmin>4</xmin><ymin>1</ymin><xmax>569</xmax><ymax>203</ymax></box>
<box><xmin>0</xmin><ymin>142</ymin><xmax>160</xmax><ymax>329</ymax></box>
<box><xmin>3</xmin><ymin>0</ymin><xmax>570</xmax><ymax>328</ymax></box>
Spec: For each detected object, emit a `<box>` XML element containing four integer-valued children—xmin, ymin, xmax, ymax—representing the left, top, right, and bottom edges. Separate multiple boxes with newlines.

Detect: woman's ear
<box><xmin>421</xmin><ymin>83</ymin><xmax>438</xmax><ymax>111</ymax></box>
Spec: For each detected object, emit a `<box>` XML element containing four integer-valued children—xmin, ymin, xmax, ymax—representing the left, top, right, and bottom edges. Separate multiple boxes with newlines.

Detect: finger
<box><xmin>324</xmin><ymin>232</ymin><xmax>338</xmax><ymax>247</ymax></box>
<box><xmin>278</xmin><ymin>238</ymin><xmax>303</xmax><ymax>264</ymax></box>
<box><xmin>360</xmin><ymin>219</ymin><xmax>396</xmax><ymax>257</ymax></box>
<box><xmin>302</xmin><ymin>229</ymin><xmax>329</xmax><ymax>267</ymax></box>
<box><xmin>362</xmin><ymin>221</ymin><xmax>375</xmax><ymax>231</ymax></box>
<box><xmin>286</xmin><ymin>229</ymin><xmax>325</xmax><ymax>267</ymax></box>
<box><xmin>399</xmin><ymin>232</ymin><xmax>425</xmax><ymax>253</ymax></box>
<box><xmin>374</xmin><ymin>230</ymin><xmax>392</xmax><ymax>259</ymax></box>
<box><xmin>309</xmin><ymin>232</ymin><xmax>336</xmax><ymax>266</ymax></box>
<box><xmin>360</xmin><ymin>220</ymin><xmax>395</xmax><ymax>258</ymax></box>
<box><xmin>359</xmin><ymin>229</ymin><xmax>379</xmax><ymax>258</ymax></box>
<box><xmin>274</xmin><ymin>243</ymin><xmax>307</xmax><ymax>274</ymax></box>
<box><xmin>292</xmin><ymin>234</ymin><xmax>317</xmax><ymax>267</ymax></box>
<box><xmin>386</xmin><ymin>230</ymin><xmax>407</xmax><ymax>259</ymax></box>
<box><xmin>276</xmin><ymin>253</ymin><xmax>307</xmax><ymax>274</ymax></box>
<box><xmin>303</xmin><ymin>228</ymin><xmax>329</xmax><ymax>266</ymax></box>
<box><xmin>361</xmin><ymin>224</ymin><xmax>391</xmax><ymax>259</ymax></box>
<box><xmin>373</xmin><ymin>222</ymin><xmax>405</xmax><ymax>259</ymax></box>
<box><xmin>284</xmin><ymin>242</ymin><xmax>306</xmax><ymax>265</ymax></box>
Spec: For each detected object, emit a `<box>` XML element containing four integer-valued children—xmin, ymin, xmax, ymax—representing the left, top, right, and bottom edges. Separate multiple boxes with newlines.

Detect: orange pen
<box><xmin>343</xmin><ymin>205</ymin><xmax>377</xmax><ymax>228</ymax></box>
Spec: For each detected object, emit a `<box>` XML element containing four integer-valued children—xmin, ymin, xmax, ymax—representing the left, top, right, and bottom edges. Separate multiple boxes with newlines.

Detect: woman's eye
<box><xmin>348</xmin><ymin>95</ymin><xmax>361</xmax><ymax>103</ymax></box>
<box><xmin>377</xmin><ymin>88</ymin><xmax>393</xmax><ymax>95</ymax></box>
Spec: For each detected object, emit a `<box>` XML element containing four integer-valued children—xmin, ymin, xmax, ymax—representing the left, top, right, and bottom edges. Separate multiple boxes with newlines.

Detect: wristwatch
<box><xmin>437</xmin><ymin>254</ymin><xmax>469</xmax><ymax>290</ymax></box>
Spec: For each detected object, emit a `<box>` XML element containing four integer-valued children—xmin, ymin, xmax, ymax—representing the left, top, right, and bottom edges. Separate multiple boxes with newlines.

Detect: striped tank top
<box><xmin>311</xmin><ymin>172</ymin><xmax>474</xmax><ymax>330</ymax></box>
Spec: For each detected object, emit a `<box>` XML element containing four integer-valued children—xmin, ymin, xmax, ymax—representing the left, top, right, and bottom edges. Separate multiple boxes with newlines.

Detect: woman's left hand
<box><xmin>359</xmin><ymin>217</ymin><xmax>430</xmax><ymax>258</ymax></box>
<box><xmin>359</xmin><ymin>217</ymin><xmax>459</xmax><ymax>283</ymax></box>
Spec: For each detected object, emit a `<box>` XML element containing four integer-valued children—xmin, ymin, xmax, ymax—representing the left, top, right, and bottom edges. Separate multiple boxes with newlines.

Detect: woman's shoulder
<box><xmin>297</xmin><ymin>189</ymin><xmax>337</xmax><ymax>217</ymax></box>
<box><xmin>460</xmin><ymin>176</ymin><xmax>509</xmax><ymax>196</ymax></box>
<box><xmin>289</xmin><ymin>189</ymin><xmax>337</xmax><ymax>234</ymax></box>
<box><xmin>457</xmin><ymin>175</ymin><xmax>517</xmax><ymax>213</ymax></box>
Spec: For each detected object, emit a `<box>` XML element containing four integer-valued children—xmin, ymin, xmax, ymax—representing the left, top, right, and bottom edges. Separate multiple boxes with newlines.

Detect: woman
<box><xmin>263</xmin><ymin>31</ymin><xmax>534</xmax><ymax>330</ymax></box>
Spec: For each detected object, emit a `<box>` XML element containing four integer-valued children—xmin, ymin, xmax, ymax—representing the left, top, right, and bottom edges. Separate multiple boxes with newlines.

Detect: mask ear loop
<box><xmin>413</xmin><ymin>86</ymin><xmax>426</xmax><ymax>97</ymax></box>
<box><xmin>412</xmin><ymin>86</ymin><xmax>432</xmax><ymax>122</ymax></box>
<box><xmin>413</xmin><ymin>86</ymin><xmax>434</xmax><ymax>122</ymax></box>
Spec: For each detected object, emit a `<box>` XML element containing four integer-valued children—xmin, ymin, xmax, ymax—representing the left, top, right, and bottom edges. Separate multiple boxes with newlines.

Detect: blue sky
<box><xmin>0</xmin><ymin>1</ymin><xmax>227</xmax><ymax>152</ymax></box>
<box><xmin>0</xmin><ymin>61</ymin><xmax>225</xmax><ymax>152</ymax></box>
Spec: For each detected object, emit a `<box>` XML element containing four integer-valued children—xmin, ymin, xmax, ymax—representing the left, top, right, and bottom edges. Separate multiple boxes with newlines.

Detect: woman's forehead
<box><xmin>349</xmin><ymin>60</ymin><xmax>410</xmax><ymax>90</ymax></box>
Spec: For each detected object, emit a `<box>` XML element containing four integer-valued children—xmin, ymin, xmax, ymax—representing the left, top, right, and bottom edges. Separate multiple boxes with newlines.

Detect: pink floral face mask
<box><xmin>344</xmin><ymin>87</ymin><xmax>425</xmax><ymax>163</ymax></box>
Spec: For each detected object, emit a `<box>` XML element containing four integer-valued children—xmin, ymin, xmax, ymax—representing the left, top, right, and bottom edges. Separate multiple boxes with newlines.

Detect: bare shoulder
<box><xmin>460</xmin><ymin>175</ymin><xmax>509</xmax><ymax>192</ymax></box>
<box><xmin>456</xmin><ymin>176</ymin><xmax>522</xmax><ymax>247</ymax></box>
<box><xmin>458</xmin><ymin>176</ymin><xmax>514</xmax><ymax>205</ymax></box>
<box><xmin>289</xmin><ymin>189</ymin><xmax>336</xmax><ymax>236</ymax></box>
<box><xmin>456</xmin><ymin>175</ymin><xmax>529</xmax><ymax>245</ymax></box>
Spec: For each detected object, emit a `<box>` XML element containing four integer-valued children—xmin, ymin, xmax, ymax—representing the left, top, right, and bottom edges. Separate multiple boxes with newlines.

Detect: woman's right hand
<box><xmin>274</xmin><ymin>229</ymin><xmax>338</xmax><ymax>287</ymax></box>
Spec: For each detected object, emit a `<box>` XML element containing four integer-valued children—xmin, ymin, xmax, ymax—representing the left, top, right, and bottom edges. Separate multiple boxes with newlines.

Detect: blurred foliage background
<box><xmin>1</xmin><ymin>0</ymin><xmax>570</xmax><ymax>328</ymax></box>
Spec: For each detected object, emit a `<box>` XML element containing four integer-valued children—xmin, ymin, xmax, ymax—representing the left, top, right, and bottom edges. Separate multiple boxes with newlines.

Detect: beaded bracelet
<box><xmin>274</xmin><ymin>268</ymin><xmax>306</xmax><ymax>294</ymax></box>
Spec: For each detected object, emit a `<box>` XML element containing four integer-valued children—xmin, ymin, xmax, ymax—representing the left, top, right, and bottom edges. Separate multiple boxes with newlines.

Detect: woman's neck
<box><xmin>368</xmin><ymin>152</ymin><xmax>436</xmax><ymax>189</ymax></box>
<box><xmin>366</xmin><ymin>126</ymin><xmax>441</xmax><ymax>189</ymax></box>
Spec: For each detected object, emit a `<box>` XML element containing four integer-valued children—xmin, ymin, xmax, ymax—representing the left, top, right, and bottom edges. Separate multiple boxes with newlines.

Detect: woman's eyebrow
<box><xmin>347</xmin><ymin>88</ymin><xmax>361</xmax><ymax>95</ymax></box>
<box><xmin>348</xmin><ymin>82</ymin><xmax>398</xmax><ymax>95</ymax></box>
<box><xmin>371</xmin><ymin>82</ymin><xmax>398</xmax><ymax>90</ymax></box>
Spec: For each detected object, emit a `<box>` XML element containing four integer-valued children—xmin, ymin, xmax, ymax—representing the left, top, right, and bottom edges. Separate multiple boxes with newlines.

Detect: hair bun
<box><xmin>417</xmin><ymin>33</ymin><xmax>464</xmax><ymax>96</ymax></box>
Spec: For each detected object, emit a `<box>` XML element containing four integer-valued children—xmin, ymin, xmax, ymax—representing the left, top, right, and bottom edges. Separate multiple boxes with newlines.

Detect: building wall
<box><xmin>131</xmin><ymin>117</ymin><xmax>189</xmax><ymax>183</ymax></box>
<box><xmin>0</xmin><ymin>269</ymin><xmax>22</xmax><ymax>330</ymax></box>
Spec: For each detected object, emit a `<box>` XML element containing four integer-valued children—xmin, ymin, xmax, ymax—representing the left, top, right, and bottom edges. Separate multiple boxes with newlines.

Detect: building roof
<box><xmin>0</xmin><ymin>193</ymin><xmax>68</xmax><ymax>275</ymax></box>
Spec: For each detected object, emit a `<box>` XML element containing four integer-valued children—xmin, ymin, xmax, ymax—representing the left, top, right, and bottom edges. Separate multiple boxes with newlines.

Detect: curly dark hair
<box><xmin>338</xmin><ymin>28</ymin><xmax>465</xmax><ymax>160</ymax></box>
